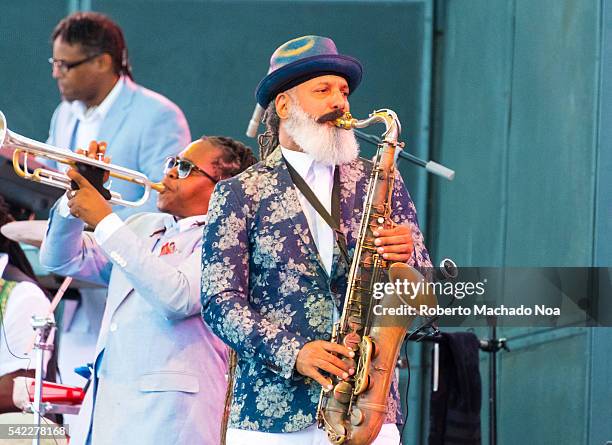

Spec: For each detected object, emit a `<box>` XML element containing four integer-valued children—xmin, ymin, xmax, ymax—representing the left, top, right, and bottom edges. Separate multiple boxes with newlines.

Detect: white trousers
<box><xmin>227</xmin><ymin>423</ymin><xmax>401</xmax><ymax>445</ymax></box>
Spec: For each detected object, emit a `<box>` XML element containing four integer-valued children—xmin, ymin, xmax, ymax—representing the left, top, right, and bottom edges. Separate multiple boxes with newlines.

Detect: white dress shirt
<box><xmin>0</xmin><ymin>254</ymin><xmax>51</xmax><ymax>376</ymax></box>
<box><xmin>281</xmin><ymin>147</ymin><xmax>335</xmax><ymax>275</ymax></box>
<box><xmin>70</xmin><ymin>76</ymin><xmax>124</xmax><ymax>151</ymax></box>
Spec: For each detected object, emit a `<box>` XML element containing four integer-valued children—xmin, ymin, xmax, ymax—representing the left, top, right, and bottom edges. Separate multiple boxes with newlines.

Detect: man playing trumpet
<box><xmin>40</xmin><ymin>137</ymin><xmax>256</xmax><ymax>445</ymax></box>
<box><xmin>46</xmin><ymin>11</ymin><xmax>191</xmax><ymax>404</ymax></box>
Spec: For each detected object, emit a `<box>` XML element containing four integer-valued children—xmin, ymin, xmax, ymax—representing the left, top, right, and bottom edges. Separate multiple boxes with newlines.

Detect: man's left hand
<box><xmin>66</xmin><ymin>168</ymin><xmax>112</xmax><ymax>228</ymax></box>
<box><xmin>373</xmin><ymin>224</ymin><xmax>414</xmax><ymax>262</ymax></box>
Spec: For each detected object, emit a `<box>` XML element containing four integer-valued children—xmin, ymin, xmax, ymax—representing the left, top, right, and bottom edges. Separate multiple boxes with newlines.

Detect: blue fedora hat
<box><xmin>255</xmin><ymin>35</ymin><xmax>363</xmax><ymax>108</ymax></box>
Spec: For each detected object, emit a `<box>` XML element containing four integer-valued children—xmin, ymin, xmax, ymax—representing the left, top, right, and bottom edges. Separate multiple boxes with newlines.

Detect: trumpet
<box><xmin>0</xmin><ymin>111</ymin><xmax>164</xmax><ymax>207</ymax></box>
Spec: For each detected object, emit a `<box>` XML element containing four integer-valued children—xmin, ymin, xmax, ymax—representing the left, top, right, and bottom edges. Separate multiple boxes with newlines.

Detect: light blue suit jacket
<box><xmin>46</xmin><ymin>78</ymin><xmax>191</xmax><ymax>218</ymax></box>
<box><xmin>40</xmin><ymin>206</ymin><xmax>228</xmax><ymax>444</ymax></box>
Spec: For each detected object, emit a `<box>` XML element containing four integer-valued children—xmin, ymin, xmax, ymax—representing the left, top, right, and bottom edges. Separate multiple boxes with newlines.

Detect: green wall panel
<box><xmin>429</xmin><ymin>0</ymin><xmax>601</xmax><ymax>268</ymax></box>
<box><xmin>499</xmin><ymin>331</ymin><xmax>588</xmax><ymax>445</ymax></box>
<box><xmin>0</xmin><ymin>0</ymin><xmax>68</xmax><ymax>140</ymax></box>
<box><xmin>506</xmin><ymin>0</ymin><xmax>598</xmax><ymax>267</ymax></box>
<box><xmin>429</xmin><ymin>0</ymin><xmax>609</xmax><ymax>444</ymax></box>
<box><xmin>595</xmin><ymin>0</ymin><xmax>612</xmax><ymax>267</ymax></box>
<box><xmin>428</xmin><ymin>0</ymin><xmax>515</xmax><ymax>266</ymax></box>
<box><xmin>587</xmin><ymin>328</ymin><xmax>612</xmax><ymax>444</ymax></box>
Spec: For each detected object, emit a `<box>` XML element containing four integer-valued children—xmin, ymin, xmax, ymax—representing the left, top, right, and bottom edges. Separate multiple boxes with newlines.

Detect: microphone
<box><xmin>424</xmin><ymin>160</ymin><xmax>455</xmax><ymax>181</ymax></box>
<box><xmin>353</xmin><ymin>129</ymin><xmax>455</xmax><ymax>181</ymax></box>
<box><xmin>246</xmin><ymin>103</ymin><xmax>265</xmax><ymax>138</ymax></box>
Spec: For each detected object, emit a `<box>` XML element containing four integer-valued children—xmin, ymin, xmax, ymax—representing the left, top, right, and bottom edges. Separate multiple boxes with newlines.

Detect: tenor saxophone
<box><xmin>316</xmin><ymin>109</ymin><xmax>436</xmax><ymax>444</ymax></box>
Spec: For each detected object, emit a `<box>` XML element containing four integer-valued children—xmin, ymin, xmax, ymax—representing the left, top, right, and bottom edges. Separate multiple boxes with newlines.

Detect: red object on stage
<box><xmin>28</xmin><ymin>380</ymin><xmax>85</xmax><ymax>405</ymax></box>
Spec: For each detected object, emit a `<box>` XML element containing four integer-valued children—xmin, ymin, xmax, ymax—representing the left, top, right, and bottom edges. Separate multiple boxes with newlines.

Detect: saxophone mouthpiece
<box><xmin>317</xmin><ymin>110</ymin><xmax>346</xmax><ymax>124</ymax></box>
<box><xmin>333</xmin><ymin>112</ymin><xmax>357</xmax><ymax>130</ymax></box>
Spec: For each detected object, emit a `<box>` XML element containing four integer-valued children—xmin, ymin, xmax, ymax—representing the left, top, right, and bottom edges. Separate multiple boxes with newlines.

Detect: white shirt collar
<box><xmin>281</xmin><ymin>147</ymin><xmax>314</xmax><ymax>178</ymax></box>
<box><xmin>281</xmin><ymin>146</ymin><xmax>333</xmax><ymax>179</ymax></box>
<box><xmin>70</xmin><ymin>76</ymin><xmax>125</xmax><ymax>123</ymax></box>
<box><xmin>0</xmin><ymin>253</ymin><xmax>8</xmax><ymax>278</ymax></box>
<box><xmin>177</xmin><ymin>214</ymin><xmax>208</xmax><ymax>232</ymax></box>
<box><xmin>160</xmin><ymin>214</ymin><xmax>208</xmax><ymax>235</ymax></box>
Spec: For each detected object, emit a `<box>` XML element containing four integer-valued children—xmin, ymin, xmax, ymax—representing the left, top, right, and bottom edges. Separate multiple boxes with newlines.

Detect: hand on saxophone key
<box><xmin>373</xmin><ymin>224</ymin><xmax>414</xmax><ymax>262</ymax></box>
<box><xmin>296</xmin><ymin>340</ymin><xmax>355</xmax><ymax>390</ymax></box>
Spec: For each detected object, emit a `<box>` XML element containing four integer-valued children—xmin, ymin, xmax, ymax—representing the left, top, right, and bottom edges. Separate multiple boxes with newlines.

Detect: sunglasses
<box><xmin>48</xmin><ymin>53</ymin><xmax>102</xmax><ymax>74</ymax></box>
<box><xmin>163</xmin><ymin>156</ymin><xmax>218</xmax><ymax>183</ymax></box>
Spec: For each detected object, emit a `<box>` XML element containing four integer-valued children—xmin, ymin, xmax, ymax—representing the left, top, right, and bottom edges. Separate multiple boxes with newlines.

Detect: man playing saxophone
<box><xmin>40</xmin><ymin>136</ymin><xmax>256</xmax><ymax>445</ymax></box>
<box><xmin>201</xmin><ymin>35</ymin><xmax>432</xmax><ymax>444</ymax></box>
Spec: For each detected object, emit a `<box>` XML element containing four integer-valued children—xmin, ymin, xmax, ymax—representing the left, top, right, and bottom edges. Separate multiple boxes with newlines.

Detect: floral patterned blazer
<box><xmin>201</xmin><ymin>146</ymin><xmax>431</xmax><ymax>433</ymax></box>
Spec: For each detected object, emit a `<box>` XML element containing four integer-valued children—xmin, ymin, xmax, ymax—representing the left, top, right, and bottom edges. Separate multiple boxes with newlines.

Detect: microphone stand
<box><xmin>353</xmin><ymin>129</ymin><xmax>455</xmax><ymax>181</ymax></box>
<box><xmin>26</xmin><ymin>276</ymin><xmax>72</xmax><ymax>445</ymax></box>
<box><xmin>479</xmin><ymin>317</ymin><xmax>509</xmax><ymax>445</ymax></box>
<box><xmin>30</xmin><ymin>316</ymin><xmax>55</xmax><ymax>445</ymax></box>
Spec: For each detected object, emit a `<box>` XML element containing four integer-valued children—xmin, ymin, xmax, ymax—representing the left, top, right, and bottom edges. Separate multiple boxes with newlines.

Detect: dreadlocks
<box><xmin>257</xmin><ymin>101</ymin><xmax>281</xmax><ymax>161</ymax></box>
<box><xmin>52</xmin><ymin>11</ymin><xmax>133</xmax><ymax>79</ymax></box>
<box><xmin>204</xmin><ymin>136</ymin><xmax>258</xmax><ymax>179</ymax></box>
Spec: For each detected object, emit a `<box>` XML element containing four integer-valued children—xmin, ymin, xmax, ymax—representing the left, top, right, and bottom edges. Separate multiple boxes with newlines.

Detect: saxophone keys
<box><xmin>342</xmin><ymin>332</ymin><xmax>360</xmax><ymax>351</ymax></box>
<box><xmin>354</xmin><ymin>373</ymin><xmax>371</xmax><ymax>395</ymax></box>
<box><xmin>333</xmin><ymin>381</ymin><xmax>352</xmax><ymax>404</ymax></box>
<box><xmin>350</xmin><ymin>406</ymin><xmax>365</xmax><ymax>426</ymax></box>
<box><xmin>370</xmin><ymin>339</ymin><xmax>379</xmax><ymax>358</ymax></box>
<box><xmin>328</xmin><ymin>426</ymin><xmax>347</xmax><ymax>445</ymax></box>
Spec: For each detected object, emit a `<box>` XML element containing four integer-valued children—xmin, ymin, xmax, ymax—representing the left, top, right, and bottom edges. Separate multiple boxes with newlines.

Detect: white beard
<box><xmin>283</xmin><ymin>103</ymin><xmax>359</xmax><ymax>166</ymax></box>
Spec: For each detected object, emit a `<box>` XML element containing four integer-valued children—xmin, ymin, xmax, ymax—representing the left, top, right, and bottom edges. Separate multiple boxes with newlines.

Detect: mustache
<box><xmin>316</xmin><ymin>110</ymin><xmax>345</xmax><ymax>124</ymax></box>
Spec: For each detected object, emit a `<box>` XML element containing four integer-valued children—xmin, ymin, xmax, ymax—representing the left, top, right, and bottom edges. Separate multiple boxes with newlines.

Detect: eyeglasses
<box><xmin>48</xmin><ymin>53</ymin><xmax>101</xmax><ymax>74</ymax></box>
<box><xmin>163</xmin><ymin>156</ymin><xmax>218</xmax><ymax>183</ymax></box>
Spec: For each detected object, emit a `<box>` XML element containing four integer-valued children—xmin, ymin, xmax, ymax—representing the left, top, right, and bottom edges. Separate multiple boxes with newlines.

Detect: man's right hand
<box><xmin>295</xmin><ymin>340</ymin><xmax>356</xmax><ymax>390</ymax></box>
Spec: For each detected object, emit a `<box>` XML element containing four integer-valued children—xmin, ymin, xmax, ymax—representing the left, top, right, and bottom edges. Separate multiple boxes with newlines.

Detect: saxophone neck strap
<box><xmin>283</xmin><ymin>156</ymin><xmax>350</xmax><ymax>265</ymax></box>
